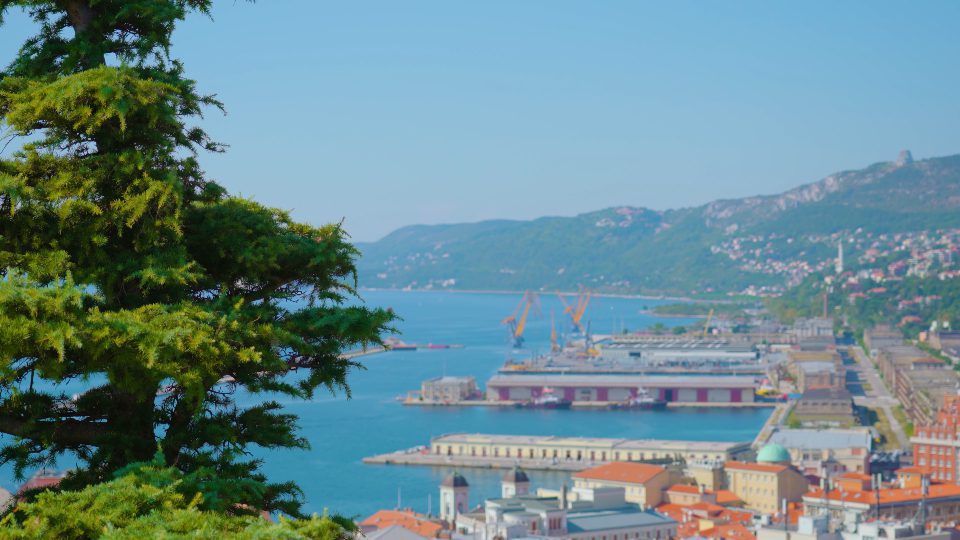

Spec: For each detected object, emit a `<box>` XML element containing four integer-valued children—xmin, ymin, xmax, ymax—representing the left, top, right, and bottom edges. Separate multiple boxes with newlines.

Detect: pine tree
<box><xmin>0</xmin><ymin>1</ymin><xmax>394</xmax><ymax>514</ymax></box>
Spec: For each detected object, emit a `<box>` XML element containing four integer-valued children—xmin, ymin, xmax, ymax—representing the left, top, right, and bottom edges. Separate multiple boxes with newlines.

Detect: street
<box><xmin>845</xmin><ymin>345</ymin><xmax>909</xmax><ymax>449</ymax></box>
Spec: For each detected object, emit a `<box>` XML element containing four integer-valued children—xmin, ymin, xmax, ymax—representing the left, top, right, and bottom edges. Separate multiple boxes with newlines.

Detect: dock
<box><xmin>751</xmin><ymin>402</ymin><xmax>790</xmax><ymax>448</ymax></box>
<box><xmin>340</xmin><ymin>347</ymin><xmax>387</xmax><ymax>360</ymax></box>
<box><xmin>362</xmin><ymin>449</ymin><xmax>593</xmax><ymax>472</ymax></box>
<box><xmin>364</xmin><ymin>433</ymin><xmax>754</xmax><ymax>472</ymax></box>
<box><xmin>400</xmin><ymin>398</ymin><xmax>775</xmax><ymax>409</ymax></box>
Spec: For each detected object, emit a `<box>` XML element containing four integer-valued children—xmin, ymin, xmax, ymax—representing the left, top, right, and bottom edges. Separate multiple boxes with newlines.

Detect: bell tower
<box><xmin>440</xmin><ymin>472</ymin><xmax>469</xmax><ymax>522</ymax></box>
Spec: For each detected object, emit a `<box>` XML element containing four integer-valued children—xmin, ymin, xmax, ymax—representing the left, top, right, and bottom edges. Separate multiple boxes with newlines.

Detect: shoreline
<box><xmin>359</xmin><ymin>287</ymin><xmax>710</xmax><ymax>304</ymax></box>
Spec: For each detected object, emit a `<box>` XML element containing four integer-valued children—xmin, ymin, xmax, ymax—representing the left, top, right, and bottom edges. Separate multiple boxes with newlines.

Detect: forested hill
<box><xmin>356</xmin><ymin>152</ymin><xmax>960</xmax><ymax>296</ymax></box>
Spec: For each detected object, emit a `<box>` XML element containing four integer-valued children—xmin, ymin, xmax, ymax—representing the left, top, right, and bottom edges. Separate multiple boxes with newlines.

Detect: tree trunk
<box><xmin>65</xmin><ymin>0</ymin><xmax>94</xmax><ymax>33</ymax></box>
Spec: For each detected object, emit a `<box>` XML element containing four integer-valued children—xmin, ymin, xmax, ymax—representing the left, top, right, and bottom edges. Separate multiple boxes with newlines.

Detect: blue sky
<box><xmin>2</xmin><ymin>1</ymin><xmax>959</xmax><ymax>241</ymax></box>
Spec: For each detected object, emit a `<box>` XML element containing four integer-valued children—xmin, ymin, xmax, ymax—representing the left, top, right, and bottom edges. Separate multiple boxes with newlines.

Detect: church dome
<box><xmin>502</xmin><ymin>467</ymin><xmax>529</xmax><ymax>483</ymax></box>
<box><xmin>441</xmin><ymin>472</ymin><xmax>469</xmax><ymax>488</ymax></box>
<box><xmin>757</xmin><ymin>443</ymin><xmax>791</xmax><ymax>464</ymax></box>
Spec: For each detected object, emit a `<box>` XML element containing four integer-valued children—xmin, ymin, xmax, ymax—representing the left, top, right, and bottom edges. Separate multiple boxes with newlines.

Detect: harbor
<box><xmin>252</xmin><ymin>290</ymin><xmax>772</xmax><ymax>517</ymax></box>
<box><xmin>399</xmin><ymin>292</ymin><xmax>789</xmax><ymax>410</ymax></box>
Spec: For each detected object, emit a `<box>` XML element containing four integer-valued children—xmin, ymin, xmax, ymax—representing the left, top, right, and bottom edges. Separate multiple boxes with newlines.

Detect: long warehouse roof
<box><xmin>486</xmin><ymin>374</ymin><xmax>757</xmax><ymax>388</ymax></box>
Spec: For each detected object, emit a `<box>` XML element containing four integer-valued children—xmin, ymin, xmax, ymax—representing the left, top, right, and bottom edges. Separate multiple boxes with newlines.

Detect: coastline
<box><xmin>359</xmin><ymin>286</ymin><xmax>705</xmax><ymax>304</ymax></box>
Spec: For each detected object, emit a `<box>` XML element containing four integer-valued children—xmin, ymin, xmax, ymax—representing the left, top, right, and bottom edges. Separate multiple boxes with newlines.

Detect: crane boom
<box><xmin>515</xmin><ymin>301</ymin><xmax>533</xmax><ymax>338</ymax></box>
<box><xmin>550</xmin><ymin>312</ymin><xmax>560</xmax><ymax>352</ymax></box>
<box><xmin>502</xmin><ymin>291</ymin><xmax>539</xmax><ymax>348</ymax></box>
<box><xmin>702</xmin><ymin>308</ymin><xmax>715</xmax><ymax>339</ymax></box>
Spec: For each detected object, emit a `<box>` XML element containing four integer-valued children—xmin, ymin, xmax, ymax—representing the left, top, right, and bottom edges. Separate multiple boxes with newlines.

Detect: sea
<box><xmin>0</xmin><ymin>290</ymin><xmax>772</xmax><ymax>519</ymax></box>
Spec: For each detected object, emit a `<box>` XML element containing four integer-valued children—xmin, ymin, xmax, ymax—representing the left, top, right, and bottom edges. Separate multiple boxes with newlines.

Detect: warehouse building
<box><xmin>485</xmin><ymin>374</ymin><xmax>757</xmax><ymax>404</ymax></box>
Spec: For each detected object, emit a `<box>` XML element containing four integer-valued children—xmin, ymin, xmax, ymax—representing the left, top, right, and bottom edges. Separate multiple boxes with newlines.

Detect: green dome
<box><xmin>757</xmin><ymin>443</ymin><xmax>791</xmax><ymax>464</ymax></box>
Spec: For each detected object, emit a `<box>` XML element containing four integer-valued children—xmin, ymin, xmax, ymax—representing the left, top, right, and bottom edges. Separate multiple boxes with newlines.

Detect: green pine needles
<box><xmin>0</xmin><ymin>0</ymin><xmax>394</xmax><ymax>516</ymax></box>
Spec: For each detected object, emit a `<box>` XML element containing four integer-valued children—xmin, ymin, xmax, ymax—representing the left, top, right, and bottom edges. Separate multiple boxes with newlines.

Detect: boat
<box><xmin>514</xmin><ymin>388</ymin><xmax>572</xmax><ymax>410</ymax></box>
<box><xmin>425</xmin><ymin>343</ymin><xmax>451</xmax><ymax>349</ymax></box>
<box><xmin>608</xmin><ymin>387</ymin><xmax>667</xmax><ymax>410</ymax></box>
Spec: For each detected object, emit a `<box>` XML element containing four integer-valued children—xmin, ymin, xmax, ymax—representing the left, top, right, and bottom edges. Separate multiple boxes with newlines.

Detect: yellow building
<box><xmin>431</xmin><ymin>433</ymin><xmax>752</xmax><ymax>464</ymax></box>
<box><xmin>724</xmin><ymin>444</ymin><xmax>809</xmax><ymax>514</ymax></box>
<box><xmin>571</xmin><ymin>462</ymin><xmax>675</xmax><ymax>508</ymax></box>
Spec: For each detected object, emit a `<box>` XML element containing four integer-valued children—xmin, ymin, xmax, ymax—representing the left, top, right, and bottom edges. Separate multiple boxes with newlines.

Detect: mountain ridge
<box><xmin>357</xmin><ymin>152</ymin><xmax>960</xmax><ymax>295</ymax></box>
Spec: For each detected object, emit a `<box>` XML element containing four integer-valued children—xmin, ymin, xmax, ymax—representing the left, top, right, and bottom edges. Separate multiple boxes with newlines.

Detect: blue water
<box><xmin>0</xmin><ymin>290</ymin><xmax>772</xmax><ymax>519</ymax></box>
<box><xmin>251</xmin><ymin>291</ymin><xmax>770</xmax><ymax>518</ymax></box>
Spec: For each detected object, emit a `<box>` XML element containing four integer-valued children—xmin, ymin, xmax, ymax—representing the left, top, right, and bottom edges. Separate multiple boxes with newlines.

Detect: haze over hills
<box><xmin>357</xmin><ymin>152</ymin><xmax>960</xmax><ymax>296</ymax></box>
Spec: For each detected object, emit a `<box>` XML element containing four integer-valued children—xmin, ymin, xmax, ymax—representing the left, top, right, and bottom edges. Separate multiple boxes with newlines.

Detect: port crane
<box><xmin>550</xmin><ymin>312</ymin><xmax>560</xmax><ymax>353</ymax></box>
<box><xmin>557</xmin><ymin>289</ymin><xmax>592</xmax><ymax>333</ymax></box>
<box><xmin>502</xmin><ymin>291</ymin><xmax>540</xmax><ymax>348</ymax></box>
<box><xmin>701</xmin><ymin>308</ymin><xmax>715</xmax><ymax>339</ymax></box>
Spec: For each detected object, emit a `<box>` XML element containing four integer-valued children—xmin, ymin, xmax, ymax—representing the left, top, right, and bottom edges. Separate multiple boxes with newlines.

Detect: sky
<box><xmin>2</xmin><ymin>1</ymin><xmax>960</xmax><ymax>241</ymax></box>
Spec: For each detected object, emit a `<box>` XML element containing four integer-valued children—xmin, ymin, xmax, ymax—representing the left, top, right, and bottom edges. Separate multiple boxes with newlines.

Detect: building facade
<box><xmin>912</xmin><ymin>395</ymin><xmax>960</xmax><ymax>484</ymax></box>
<box><xmin>431</xmin><ymin>433</ymin><xmax>754</xmax><ymax>465</ymax></box>
<box><xmin>486</xmin><ymin>374</ymin><xmax>756</xmax><ymax>404</ymax></box>
<box><xmin>572</xmin><ymin>462</ymin><xmax>674</xmax><ymax>508</ymax></box>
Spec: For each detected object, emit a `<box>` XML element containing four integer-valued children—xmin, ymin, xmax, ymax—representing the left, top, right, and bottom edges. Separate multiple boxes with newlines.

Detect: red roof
<box><xmin>360</xmin><ymin>510</ymin><xmax>442</xmax><ymax>538</ymax></box>
<box><xmin>573</xmin><ymin>462</ymin><xmax>666</xmax><ymax>484</ymax></box>
<box><xmin>839</xmin><ymin>472</ymin><xmax>871</xmax><ymax>481</ymax></box>
<box><xmin>715</xmin><ymin>490</ymin><xmax>743</xmax><ymax>505</ymax></box>
<box><xmin>17</xmin><ymin>473</ymin><xmax>63</xmax><ymax>496</ymax></box>
<box><xmin>805</xmin><ymin>483</ymin><xmax>960</xmax><ymax>505</ymax></box>
<box><xmin>696</xmin><ymin>524</ymin><xmax>754</xmax><ymax>539</ymax></box>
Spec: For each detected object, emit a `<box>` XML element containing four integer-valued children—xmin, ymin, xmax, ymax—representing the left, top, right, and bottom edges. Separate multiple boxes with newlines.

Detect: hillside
<box><xmin>356</xmin><ymin>152</ymin><xmax>960</xmax><ymax>296</ymax></box>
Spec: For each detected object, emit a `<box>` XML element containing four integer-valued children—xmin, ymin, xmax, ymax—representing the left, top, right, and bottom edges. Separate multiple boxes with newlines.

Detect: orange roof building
<box><xmin>573</xmin><ymin>462</ymin><xmax>673</xmax><ymax>507</ymax></box>
<box><xmin>803</xmin><ymin>477</ymin><xmax>960</xmax><ymax>524</ymax></box>
<box><xmin>912</xmin><ymin>395</ymin><xmax>960</xmax><ymax>485</ymax></box>
<box><xmin>359</xmin><ymin>510</ymin><xmax>443</xmax><ymax>539</ymax></box>
<box><xmin>724</xmin><ymin>460</ymin><xmax>809</xmax><ymax>514</ymax></box>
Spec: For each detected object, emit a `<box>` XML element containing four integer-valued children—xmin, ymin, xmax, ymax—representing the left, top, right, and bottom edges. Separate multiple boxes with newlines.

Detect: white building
<box><xmin>451</xmin><ymin>475</ymin><xmax>676</xmax><ymax>540</ymax></box>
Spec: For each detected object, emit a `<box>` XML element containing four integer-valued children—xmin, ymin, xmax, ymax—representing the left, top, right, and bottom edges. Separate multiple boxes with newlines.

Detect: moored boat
<box><xmin>513</xmin><ymin>388</ymin><xmax>572</xmax><ymax>410</ymax></box>
<box><xmin>608</xmin><ymin>387</ymin><xmax>667</xmax><ymax>410</ymax></box>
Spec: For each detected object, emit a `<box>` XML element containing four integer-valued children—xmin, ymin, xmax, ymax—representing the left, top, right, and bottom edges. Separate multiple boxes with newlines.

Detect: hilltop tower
<box><xmin>896</xmin><ymin>149</ymin><xmax>914</xmax><ymax>166</ymax></box>
<box><xmin>835</xmin><ymin>240</ymin><xmax>844</xmax><ymax>274</ymax></box>
<box><xmin>501</xmin><ymin>467</ymin><xmax>530</xmax><ymax>498</ymax></box>
<box><xmin>440</xmin><ymin>472</ymin><xmax>469</xmax><ymax>522</ymax></box>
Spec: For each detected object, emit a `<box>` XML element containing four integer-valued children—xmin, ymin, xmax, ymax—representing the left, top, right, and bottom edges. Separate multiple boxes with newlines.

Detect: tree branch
<box><xmin>0</xmin><ymin>415</ymin><xmax>109</xmax><ymax>447</ymax></box>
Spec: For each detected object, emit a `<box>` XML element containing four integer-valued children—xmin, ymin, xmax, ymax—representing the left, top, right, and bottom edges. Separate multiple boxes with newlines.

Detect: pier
<box><xmin>363</xmin><ymin>433</ymin><xmax>754</xmax><ymax>472</ymax></box>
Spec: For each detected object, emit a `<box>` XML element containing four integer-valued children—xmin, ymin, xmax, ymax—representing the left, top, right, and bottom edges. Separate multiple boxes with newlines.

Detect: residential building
<box><xmin>895</xmin><ymin>365</ymin><xmax>957</xmax><ymax>426</ymax></box>
<box><xmin>876</xmin><ymin>345</ymin><xmax>927</xmax><ymax>391</ymax></box>
<box><xmin>757</xmin><ymin>514</ymin><xmax>955</xmax><ymax>540</ymax></box>
<box><xmin>802</xmin><ymin>468</ymin><xmax>960</xmax><ymax>526</ymax></box>
<box><xmin>796</xmin><ymin>362</ymin><xmax>841</xmax><ymax>392</ymax></box>
<box><xmin>657</xmin><ymin>500</ymin><xmax>754</xmax><ymax>539</ymax></box>
<box><xmin>863</xmin><ymin>325</ymin><xmax>903</xmax><ymax>357</ymax></box>
<box><xmin>685</xmin><ymin>460</ymin><xmax>726</xmax><ymax>492</ymax></box>
<box><xmin>912</xmin><ymin>395</ymin><xmax>960</xmax><ymax>484</ymax></box>
<box><xmin>572</xmin><ymin>462</ymin><xmax>674</xmax><ymax>508</ymax></box>
<box><xmin>791</xmin><ymin>319</ymin><xmax>834</xmax><ymax>339</ymax></box>
<box><xmin>768</xmin><ymin>429</ymin><xmax>871</xmax><ymax>477</ymax></box>
<box><xmin>793</xmin><ymin>387</ymin><xmax>857</xmax><ymax>427</ymax></box>
<box><xmin>359</xmin><ymin>510</ymin><xmax>442</xmax><ymax>540</ymax></box>
<box><xmin>929</xmin><ymin>330</ymin><xmax>960</xmax><ymax>358</ymax></box>
<box><xmin>453</xmin><ymin>480</ymin><xmax>678</xmax><ymax>540</ymax></box>
<box><xmin>723</xmin><ymin>444</ymin><xmax>810</xmax><ymax>514</ymax></box>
